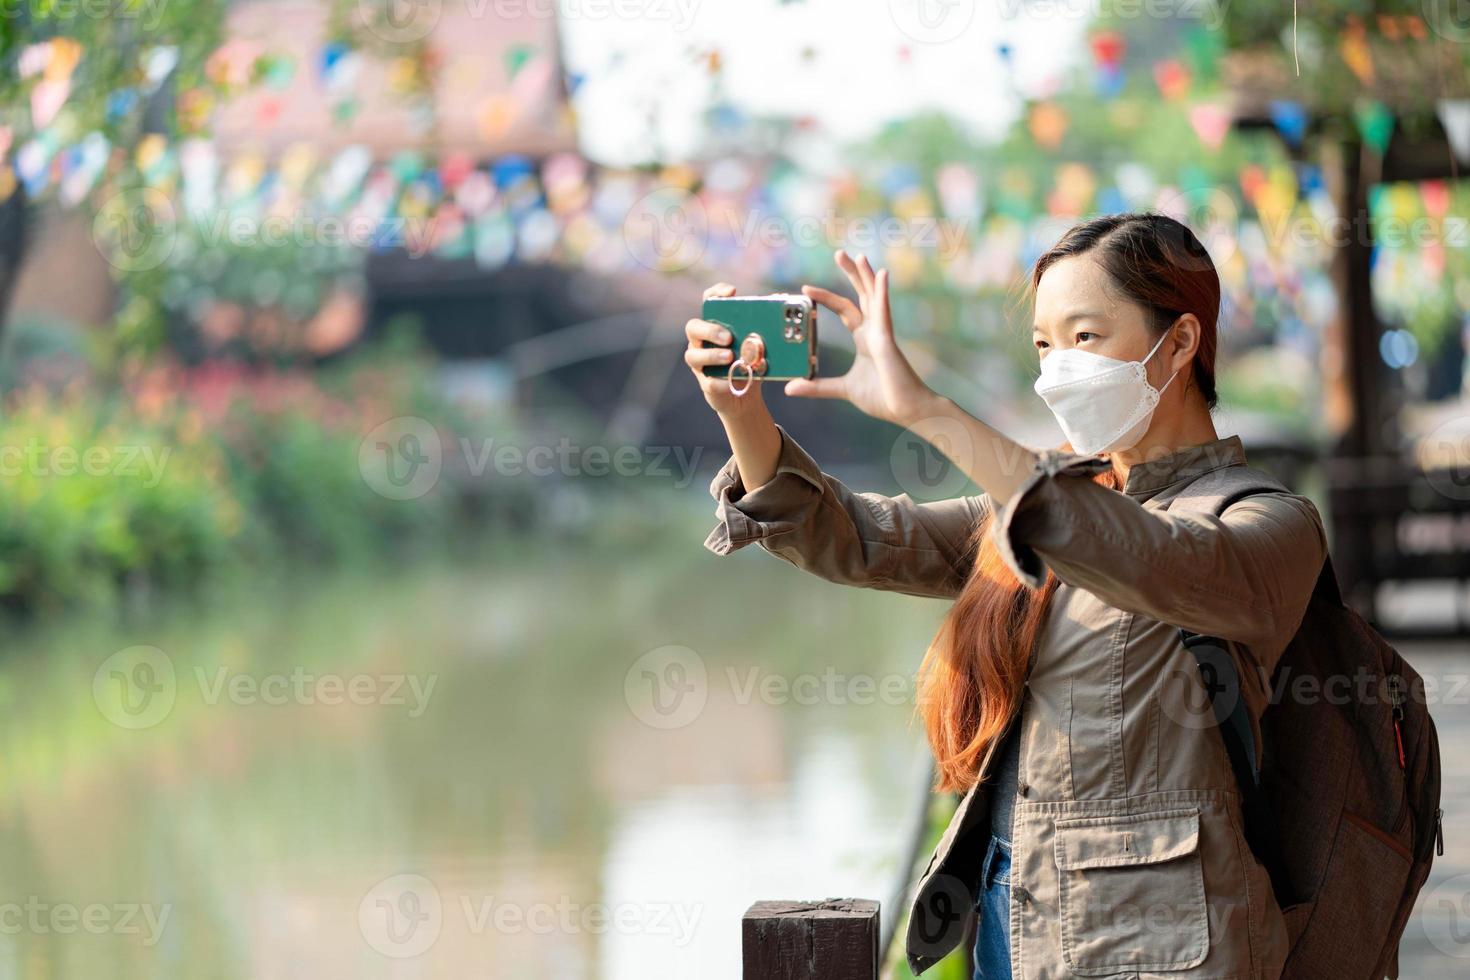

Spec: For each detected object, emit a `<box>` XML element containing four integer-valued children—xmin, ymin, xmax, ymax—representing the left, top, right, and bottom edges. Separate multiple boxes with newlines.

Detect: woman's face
<box><xmin>1032</xmin><ymin>255</ymin><xmax>1173</xmax><ymax>387</ymax></box>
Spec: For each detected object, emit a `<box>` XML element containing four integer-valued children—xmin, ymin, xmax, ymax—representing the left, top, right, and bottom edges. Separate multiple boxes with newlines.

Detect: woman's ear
<box><xmin>1171</xmin><ymin>313</ymin><xmax>1202</xmax><ymax>370</ymax></box>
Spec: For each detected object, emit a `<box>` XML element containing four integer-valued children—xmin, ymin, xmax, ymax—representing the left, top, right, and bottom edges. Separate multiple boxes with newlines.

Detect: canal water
<box><xmin>0</xmin><ymin>515</ymin><xmax>1464</xmax><ymax>978</ymax></box>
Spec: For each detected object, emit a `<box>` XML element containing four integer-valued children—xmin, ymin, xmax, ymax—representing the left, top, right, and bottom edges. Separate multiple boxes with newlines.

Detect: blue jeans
<box><xmin>972</xmin><ymin>834</ymin><xmax>1012</xmax><ymax>980</ymax></box>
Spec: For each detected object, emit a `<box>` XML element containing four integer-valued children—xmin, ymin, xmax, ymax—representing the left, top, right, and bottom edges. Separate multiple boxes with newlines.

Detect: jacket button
<box><xmin>1014</xmin><ymin>886</ymin><xmax>1032</xmax><ymax>906</ymax></box>
<box><xmin>1017</xmin><ymin>780</ymin><xmax>1029</xmax><ymax>797</ymax></box>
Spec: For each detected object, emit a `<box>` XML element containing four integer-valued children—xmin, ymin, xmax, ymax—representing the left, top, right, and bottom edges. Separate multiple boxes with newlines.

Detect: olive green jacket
<box><xmin>704</xmin><ymin>424</ymin><xmax>1327</xmax><ymax>979</ymax></box>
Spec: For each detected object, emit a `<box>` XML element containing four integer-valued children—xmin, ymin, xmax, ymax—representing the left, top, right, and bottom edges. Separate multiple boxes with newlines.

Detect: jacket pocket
<box><xmin>1054</xmin><ymin>806</ymin><xmax>1209</xmax><ymax>976</ymax></box>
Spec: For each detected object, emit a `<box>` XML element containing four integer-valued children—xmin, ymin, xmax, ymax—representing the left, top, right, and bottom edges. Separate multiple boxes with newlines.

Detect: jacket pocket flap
<box><xmin>1054</xmin><ymin>807</ymin><xmax>1200</xmax><ymax>871</ymax></box>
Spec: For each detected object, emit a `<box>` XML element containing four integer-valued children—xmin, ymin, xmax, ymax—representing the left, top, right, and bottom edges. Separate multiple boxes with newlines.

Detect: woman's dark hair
<box><xmin>917</xmin><ymin>211</ymin><xmax>1221</xmax><ymax>794</ymax></box>
<box><xmin>1031</xmin><ymin>212</ymin><xmax>1220</xmax><ymax>409</ymax></box>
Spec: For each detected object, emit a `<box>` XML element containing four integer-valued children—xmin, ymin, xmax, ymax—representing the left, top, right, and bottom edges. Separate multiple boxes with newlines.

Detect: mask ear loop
<box><xmin>1144</xmin><ymin>320</ymin><xmax>1182</xmax><ymax>395</ymax></box>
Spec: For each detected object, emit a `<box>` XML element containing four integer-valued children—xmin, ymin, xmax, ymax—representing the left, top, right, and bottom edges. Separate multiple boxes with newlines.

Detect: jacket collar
<box><xmin>1119</xmin><ymin>434</ymin><xmax>1247</xmax><ymax>497</ymax></box>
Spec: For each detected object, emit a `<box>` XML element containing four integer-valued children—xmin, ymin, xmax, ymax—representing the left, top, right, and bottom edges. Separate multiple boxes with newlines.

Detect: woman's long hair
<box><xmin>916</xmin><ymin>213</ymin><xmax>1222</xmax><ymax>793</ymax></box>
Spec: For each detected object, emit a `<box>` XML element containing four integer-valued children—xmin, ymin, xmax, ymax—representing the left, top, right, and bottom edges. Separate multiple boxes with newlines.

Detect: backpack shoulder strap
<box><xmin>1166</xmin><ymin>462</ymin><xmax>1344</xmax><ymax>608</ymax></box>
<box><xmin>1165</xmin><ymin>461</ymin><xmax>1328</xmax><ymax>907</ymax></box>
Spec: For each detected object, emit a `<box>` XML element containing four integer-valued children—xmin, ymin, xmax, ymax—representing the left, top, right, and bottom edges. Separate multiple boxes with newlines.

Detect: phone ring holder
<box><xmin>726</xmin><ymin>332</ymin><xmax>768</xmax><ymax>398</ymax></box>
<box><xmin>727</xmin><ymin>360</ymin><xmax>756</xmax><ymax>397</ymax></box>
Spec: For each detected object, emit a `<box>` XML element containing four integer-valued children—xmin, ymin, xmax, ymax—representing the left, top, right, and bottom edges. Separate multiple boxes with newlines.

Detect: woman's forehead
<box><xmin>1034</xmin><ymin>255</ymin><xmax>1140</xmax><ymax>330</ymax></box>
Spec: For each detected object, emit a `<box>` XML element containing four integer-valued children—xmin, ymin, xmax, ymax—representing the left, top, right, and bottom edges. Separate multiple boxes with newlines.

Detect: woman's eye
<box><xmin>1075</xmin><ymin>332</ymin><xmax>1096</xmax><ymax>344</ymax></box>
<box><xmin>1034</xmin><ymin>340</ymin><xmax>1049</xmax><ymax>351</ymax></box>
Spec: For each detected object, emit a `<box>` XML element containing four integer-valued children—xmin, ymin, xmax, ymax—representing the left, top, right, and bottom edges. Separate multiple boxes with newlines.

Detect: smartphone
<box><xmin>701</xmin><ymin>294</ymin><xmax>818</xmax><ymax>382</ymax></box>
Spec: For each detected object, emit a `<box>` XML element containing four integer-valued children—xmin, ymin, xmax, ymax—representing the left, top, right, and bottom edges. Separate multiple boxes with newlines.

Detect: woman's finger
<box><xmin>801</xmin><ymin>285</ymin><xmax>861</xmax><ymax>331</ymax></box>
<box><xmin>856</xmin><ymin>254</ymin><xmax>878</xmax><ymax>297</ymax></box>
<box><xmin>703</xmin><ymin>282</ymin><xmax>737</xmax><ymax>300</ymax></box>
<box><xmin>784</xmin><ymin>377</ymin><xmax>848</xmax><ymax>400</ymax></box>
<box><xmin>833</xmin><ymin>250</ymin><xmax>870</xmax><ymax>314</ymax></box>
<box><xmin>685</xmin><ymin>346</ymin><xmax>736</xmax><ymax>368</ymax></box>
<box><xmin>685</xmin><ymin>318</ymin><xmax>734</xmax><ymax>345</ymax></box>
<box><xmin>871</xmin><ymin>269</ymin><xmax>895</xmax><ymax>340</ymax></box>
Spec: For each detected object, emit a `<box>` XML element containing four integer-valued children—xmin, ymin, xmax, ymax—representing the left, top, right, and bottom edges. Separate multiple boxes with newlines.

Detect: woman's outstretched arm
<box><xmin>685</xmin><ymin>282</ymin><xmax>986</xmax><ymax>599</ymax></box>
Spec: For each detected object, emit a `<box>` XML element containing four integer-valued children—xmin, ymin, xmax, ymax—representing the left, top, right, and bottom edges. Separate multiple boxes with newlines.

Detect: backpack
<box><xmin>1168</xmin><ymin>466</ymin><xmax>1444</xmax><ymax>980</ymax></box>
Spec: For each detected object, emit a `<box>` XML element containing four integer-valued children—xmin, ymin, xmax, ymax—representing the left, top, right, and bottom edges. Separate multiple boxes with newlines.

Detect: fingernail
<box><xmin>719</xmin><ymin>331</ymin><xmax>732</xmax><ymax>342</ymax></box>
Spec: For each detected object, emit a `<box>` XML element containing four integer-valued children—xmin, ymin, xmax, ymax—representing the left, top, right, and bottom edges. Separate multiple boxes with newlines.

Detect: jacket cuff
<box><xmin>989</xmin><ymin>447</ymin><xmax>1111</xmax><ymax>588</ymax></box>
<box><xmin>703</xmin><ymin>424</ymin><xmax>825</xmax><ymax>557</ymax></box>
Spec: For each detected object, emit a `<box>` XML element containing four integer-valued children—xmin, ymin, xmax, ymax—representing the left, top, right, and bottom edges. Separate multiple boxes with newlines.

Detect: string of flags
<box><xmin>1</xmin><ymin>23</ymin><xmax>1465</xmax><ymax>369</ymax></box>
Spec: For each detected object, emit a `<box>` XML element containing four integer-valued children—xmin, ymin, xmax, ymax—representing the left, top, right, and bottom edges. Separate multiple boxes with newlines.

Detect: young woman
<box><xmin>684</xmin><ymin>214</ymin><xmax>1327</xmax><ymax>979</ymax></box>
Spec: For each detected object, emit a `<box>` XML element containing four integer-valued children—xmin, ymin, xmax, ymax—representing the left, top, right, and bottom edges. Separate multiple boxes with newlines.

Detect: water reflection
<box><xmin>0</xmin><ymin>525</ymin><xmax>945</xmax><ymax>979</ymax></box>
<box><xmin>9</xmin><ymin>526</ymin><xmax>1462</xmax><ymax>978</ymax></box>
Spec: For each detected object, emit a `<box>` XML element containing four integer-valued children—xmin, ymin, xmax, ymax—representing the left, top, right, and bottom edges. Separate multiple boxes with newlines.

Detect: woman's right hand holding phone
<box><xmin>685</xmin><ymin>283</ymin><xmax>782</xmax><ymax>490</ymax></box>
<box><xmin>683</xmin><ymin>282</ymin><xmax>766</xmax><ymax>419</ymax></box>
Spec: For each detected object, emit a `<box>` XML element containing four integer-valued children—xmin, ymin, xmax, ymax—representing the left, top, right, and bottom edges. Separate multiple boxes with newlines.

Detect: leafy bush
<box><xmin>0</xmin><ymin>337</ymin><xmax>456</xmax><ymax>613</ymax></box>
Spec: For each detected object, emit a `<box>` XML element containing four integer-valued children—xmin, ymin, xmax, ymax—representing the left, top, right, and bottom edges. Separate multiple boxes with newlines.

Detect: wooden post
<box><xmin>742</xmin><ymin>899</ymin><xmax>880</xmax><ymax>980</ymax></box>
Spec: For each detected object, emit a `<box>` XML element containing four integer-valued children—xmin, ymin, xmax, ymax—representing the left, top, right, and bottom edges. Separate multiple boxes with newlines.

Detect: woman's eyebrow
<box><xmin>1033</xmin><ymin>311</ymin><xmax>1105</xmax><ymax>333</ymax></box>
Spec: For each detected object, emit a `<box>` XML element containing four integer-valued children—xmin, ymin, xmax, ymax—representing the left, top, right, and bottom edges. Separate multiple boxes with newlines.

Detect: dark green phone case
<box><xmin>700</xmin><ymin>295</ymin><xmax>818</xmax><ymax>381</ymax></box>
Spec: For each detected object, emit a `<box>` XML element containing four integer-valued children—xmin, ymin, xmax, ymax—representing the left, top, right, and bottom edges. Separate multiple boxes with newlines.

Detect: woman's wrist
<box><xmin>894</xmin><ymin>389</ymin><xmax>954</xmax><ymax>430</ymax></box>
<box><xmin>719</xmin><ymin>401</ymin><xmax>781</xmax><ymax>493</ymax></box>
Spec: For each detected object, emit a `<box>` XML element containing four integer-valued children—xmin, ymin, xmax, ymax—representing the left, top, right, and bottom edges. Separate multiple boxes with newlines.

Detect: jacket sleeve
<box><xmin>991</xmin><ymin>448</ymin><xmax>1328</xmax><ymax>654</ymax></box>
<box><xmin>703</xmin><ymin>424</ymin><xmax>988</xmax><ymax>599</ymax></box>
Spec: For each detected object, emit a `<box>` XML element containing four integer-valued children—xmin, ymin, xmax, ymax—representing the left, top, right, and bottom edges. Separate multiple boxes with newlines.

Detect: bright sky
<box><xmin>558</xmin><ymin>0</ymin><xmax>1089</xmax><ymax>165</ymax></box>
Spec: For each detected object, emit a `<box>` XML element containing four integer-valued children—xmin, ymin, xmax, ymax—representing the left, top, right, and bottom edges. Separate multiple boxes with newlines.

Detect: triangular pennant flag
<box><xmin>1438</xmin><ymin>99</ymin><xmax>1470</xmax><ymax>165</ymax></box>
<box><xmin>1188</xmin><ymin>103</ymin><xmax>1232</xmax><ymax>150</ymax></box>
<box><xmin>1354</xmin><ymin>100</ymin><xmax>1394</xmax><ymax>155</ymax></box>
<box><xmin>506</xmin><ymin>44</ymin><xmax>536</xmax><ymax>81</ymax></box>
<box><xmin>1269</xmin><ymin>100</ymin><xmax>1307</xmax><ymax>148</ymax></box>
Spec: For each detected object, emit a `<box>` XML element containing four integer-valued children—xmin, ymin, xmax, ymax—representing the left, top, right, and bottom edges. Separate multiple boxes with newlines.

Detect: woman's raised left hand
<box><xmin>788</xmin><ymin>250</ymin><xmax>935</xmax><ymax>427</ymax></box>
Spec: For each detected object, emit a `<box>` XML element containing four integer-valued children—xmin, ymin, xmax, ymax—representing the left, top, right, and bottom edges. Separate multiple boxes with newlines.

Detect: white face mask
<box><xmin>1033</xmin><ymin>323</ymin><xmax>1180</xmax><ymax>456</ymax></box>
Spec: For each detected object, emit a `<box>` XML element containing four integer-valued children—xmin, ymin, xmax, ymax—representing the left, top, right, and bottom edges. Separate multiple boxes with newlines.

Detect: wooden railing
<box><xmin>742</xmin><ymin>900</ymin><xmax>880</xmax><ymax>980</ymax></box>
